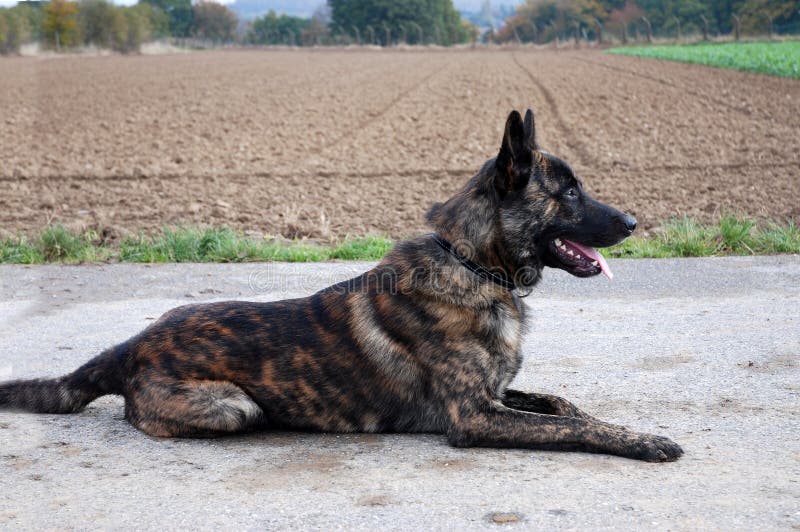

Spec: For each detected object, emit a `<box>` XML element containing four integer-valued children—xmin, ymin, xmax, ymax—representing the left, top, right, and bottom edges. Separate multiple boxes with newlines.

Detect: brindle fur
<box><xmin>0</xmin><ymin>110</ymin><xmax>683</xmax><ymax>462</ymax></box>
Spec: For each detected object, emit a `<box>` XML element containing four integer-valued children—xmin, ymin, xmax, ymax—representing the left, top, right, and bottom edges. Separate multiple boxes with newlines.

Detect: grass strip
<box><xmin>607</xmin><ymin>41</ymin><xmax>800</xmax><ymax>79</ymax></box>
<box><xmin>0</xmin><ymin>227</ymin><xmax>393</xmax><ymax>264</ymax></box>
<box><xmin>608</xmin><ymin>215</ymin><xmax>800</xmax><ymax>258</ymax></box>
<box><xmin>0</xmin><ymin>215</ymin><xmax>798</xmax><ymax>264</ymax></box>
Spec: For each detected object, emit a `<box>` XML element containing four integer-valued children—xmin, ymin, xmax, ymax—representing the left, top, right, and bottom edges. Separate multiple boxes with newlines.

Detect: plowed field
<box><xmin>1</xmin><ymin>49</ymin><xmax>798</xmax><ymax>240</ymax></box>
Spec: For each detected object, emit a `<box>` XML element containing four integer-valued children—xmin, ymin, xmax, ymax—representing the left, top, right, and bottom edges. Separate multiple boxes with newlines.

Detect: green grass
<box><xmin>608</xmin><ymin>215</ymin><xmax>800</xmax><ymax>258</ymax></box>
<box><xmin>607</xmin><ymin>41</ymin><xmax>800</xmax><ymax>79</ymax></box>
<box><xmin>0</xmin><ymin>217</ymin><xmax>798</xmax><ymax>264</ymax></box>
<box><xmin>0</xmin><ymin>227</ymin><xmax>393</xmax><ymax>264</ymax></box>
<box><xmin>0</xmin><ymin>225</ymin><xmax>109</xmax><ymax>264</ymax></box>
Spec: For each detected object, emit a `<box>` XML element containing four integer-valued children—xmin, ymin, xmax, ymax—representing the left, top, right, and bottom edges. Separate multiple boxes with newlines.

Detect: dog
<box><xmin>0</xmin><ymin>109</ymin><xmax>682</xmax><ymax>462</ymax></box>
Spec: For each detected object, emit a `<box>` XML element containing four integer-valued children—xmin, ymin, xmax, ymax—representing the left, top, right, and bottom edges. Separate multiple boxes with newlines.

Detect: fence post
<box><xmin>641</xmin><ymin>16</ymin><xmax>652</xmax><ymax>43</ymax></box>
<box><xmin>700</xmin><ymin>15</ymin><xmax>709</xmax><ymax>41</ymax></box>
<box><xmin>528</xmin><ymin>21</ymin><xmax>537</xmax><ymax>44</ymax></box>
<box><xmin>574</xmin><ymin>22</ymin><xmax>580</xmax><ymax>47</ymax></box>
<box><xmin>548</xmin><ymin>22</ymin><xmax>557</xmax><ymax>48</ymax></box>
<box><xmin>410</xmin><ymin>22</ymin><xmax>423</xmax><ymax>45</ymax></box>
<box><xmin>732</xmin><ymin>15</ymin><xmax>740</xmax><ymax>41</ymax></box>
<box><xmin>621</xmin><ymin>24</ymin><xmax>628</xmax><ymax>44</ymax></box>
<box><xmin>673</xmin><ymin>16</ymin><xmax>681</xmax><ymax>42</ymax></box>
<box><xmin>382</xmin><ymin>23</ymin><xmax>391</xmax><ymax>46</ymax></box>
<box><xmin>594</xmin><ymin>18</ymin><xmax>603</xmax><ymax>45</ymax></box>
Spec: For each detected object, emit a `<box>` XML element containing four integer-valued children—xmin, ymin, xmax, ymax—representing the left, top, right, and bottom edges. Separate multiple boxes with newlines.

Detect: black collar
<box><xmin>432</xmin><ymin>234</ymin><xmax>516</xmax><ymax>291</ymax></box>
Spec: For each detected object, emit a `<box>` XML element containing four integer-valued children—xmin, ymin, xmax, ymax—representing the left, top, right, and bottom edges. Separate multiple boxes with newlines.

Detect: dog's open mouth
<box><xmin>548</xmin><ymin>239</ymin><xmax>613</xmax><ymax>280</ymax></box>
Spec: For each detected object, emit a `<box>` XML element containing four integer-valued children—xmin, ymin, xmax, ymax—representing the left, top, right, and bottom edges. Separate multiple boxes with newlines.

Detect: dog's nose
<box><xmin>621</xmin><ymin>215</ymin><xmax>637</xmax><ymax>235</ymax></box>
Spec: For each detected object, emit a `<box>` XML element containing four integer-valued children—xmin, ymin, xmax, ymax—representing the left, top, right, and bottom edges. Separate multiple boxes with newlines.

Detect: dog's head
<box><xmin>427</xmin><ymin>109</ymin><xmax>636</xmax><ymax>285</ymax></box>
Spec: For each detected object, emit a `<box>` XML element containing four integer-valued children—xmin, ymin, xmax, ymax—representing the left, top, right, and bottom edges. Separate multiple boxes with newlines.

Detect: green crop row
<box><xmin>608</xmin><ymin>41</ymin><xmax>800</xmax><ymax>79</ymax></box>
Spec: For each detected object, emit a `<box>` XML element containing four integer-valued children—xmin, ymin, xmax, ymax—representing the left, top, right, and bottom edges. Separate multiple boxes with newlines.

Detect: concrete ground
<box><xmin>0</xmin><ymin>257</ymin><xmax>798</xmax><ymax>530</ymax></box>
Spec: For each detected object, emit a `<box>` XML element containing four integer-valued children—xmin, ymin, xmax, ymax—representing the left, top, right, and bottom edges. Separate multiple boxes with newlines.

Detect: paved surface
<box><xmin>1</xmin><ymin>257</ymin><xmax>798</xmax><ymax>530</ymax></box>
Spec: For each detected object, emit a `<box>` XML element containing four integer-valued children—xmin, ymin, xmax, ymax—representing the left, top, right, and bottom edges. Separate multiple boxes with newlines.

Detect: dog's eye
<box><xmin>565</xmin><ymin>187</ymin><xmax>578</xmax><ymax>198</ymax></box>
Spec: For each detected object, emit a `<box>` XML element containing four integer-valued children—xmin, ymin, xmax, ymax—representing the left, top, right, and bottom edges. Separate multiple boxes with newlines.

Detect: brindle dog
<box><xmin>0</xmin><ymin>110</ymin><xmax>683</xmax><ymax>462</ymax></box>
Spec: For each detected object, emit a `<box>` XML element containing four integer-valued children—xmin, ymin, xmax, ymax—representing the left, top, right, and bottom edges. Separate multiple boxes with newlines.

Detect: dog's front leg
<box><xmin>446</xmin><ymin>400</ymin><xmax>683</xmax><ymax>462</ymax></box>
<box><xmin>502</xmin><ymin>389</ymin><xmax>597</xmax><ymax>420</ymax></box>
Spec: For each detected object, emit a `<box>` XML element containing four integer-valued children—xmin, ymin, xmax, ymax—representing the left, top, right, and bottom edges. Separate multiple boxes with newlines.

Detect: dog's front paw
<box><xmin>629</xmin><ymin>433</ymin><xmax>684</xmax><ymax>462</ymax></box>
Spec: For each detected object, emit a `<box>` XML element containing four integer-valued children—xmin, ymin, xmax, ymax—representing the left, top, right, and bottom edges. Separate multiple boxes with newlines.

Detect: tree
<box><xmin>191</xmin><ymin>1</ymin><xmax>237</xmax><ymax>42</ymax></box>
<box><xmin>497</xmin><ymin>0</ymin><xmax>608</xmax><ymax>43</ymax></box>
<box><xmin>139</xmin><ymin>0</ymin><xmax>192</xmax><ymax>38</ymax></box>
<box><xmin>248</xmin><ymin>10</ymin><xmax>310</xmax><ymax>45</ymax></box>
<box><xmin>328</xmin><ymin>0</ymin><xmax>472</xmax><ymax>46</ymax></box>
<box><xmin>122</xmin><ymin>3</ymin><xmax>159</xmax><ymax>51</ymax></box>
<box><xmin>0</xmin><ymin>12</ymin><xmax>7</xmax><ymax>53</ymax></box>
<box><xmin>634</xmin><ymin>0</ymin><xmax>709</xmax><ymax>37</ymax></box>
<box><xmin>0</xmin><ymin>7</ymin><xmax>32</xmax><ymax>54</ymax></box>
<box><xmin>12</xmin><ymin>2</ymin><xmax>44</xmax><ymax>42</ymax></box>
<box><xmin>301</xmin><ymin>3</ymin><xmax>331</xmax><ymax>45</ymax></box>
<box><xmin>42</xmin><ymin>0</ymin><xmax>80</xmax><ymax>49</ymax></box>
<box><xmin>78</xmin><ymin>0</ymin><xmax>119</xmax><ymax>48</ymax></box>
<box><xmin>133</xmin><ymin>2</ymin><xmax>169</xmax><ymax>39</ymax></box>
<box><xmin>738</xmin><ymin>0</ymin><xmax>799</xmax><ymax>34</ymax></box>
<box><xmin>608</xmin><ymin>0</ymin><xmax>643</xmax><ymax>40</ymax></box>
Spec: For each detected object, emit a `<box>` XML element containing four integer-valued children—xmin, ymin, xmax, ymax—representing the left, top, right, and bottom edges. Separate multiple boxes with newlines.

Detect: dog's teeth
<box><xmin>576</xmin><ymin>254</ymin><xmax>581</xmax><ymax>259</ymax></box>
<box><xmin>567</xmin><ymin>250</ymin><xmax>574</xmax><ymax>256</ymax></box>
<box><xmin>591</xmin><ymin>260</ymin><xmax>598</xmax><ymax>266</ymax></box>
<box><xmin>560</xmin><ymin>244</ymin><xmax>567</xmax><ymax>251</ymax></box>
<box><xmin>554</xmin><ymin>239</ymin><xmax>562</xmax><ymax>246</ymax></box>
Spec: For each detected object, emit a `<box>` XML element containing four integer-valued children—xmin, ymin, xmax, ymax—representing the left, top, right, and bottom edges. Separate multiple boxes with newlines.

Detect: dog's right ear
<box><xmin>495</xmin><ymin>110</ymin><xmax>532</xmax><ymax>196</ymax></box>
<box><xmin>523</xmin><ymin>108</ymin><xmax>538</xmax><ymax>149</ymax></box>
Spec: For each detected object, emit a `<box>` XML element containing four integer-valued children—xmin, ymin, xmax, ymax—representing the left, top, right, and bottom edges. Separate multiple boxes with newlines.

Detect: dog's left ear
<box><xmin>495</xmin><ymin>110</ymin><xmax>533</xmax><ymax>196</ymax></box>
<box><xmin>523</xmin><ymin>108</ymin><xmax>538</xmax><ymax>150</ymax></box>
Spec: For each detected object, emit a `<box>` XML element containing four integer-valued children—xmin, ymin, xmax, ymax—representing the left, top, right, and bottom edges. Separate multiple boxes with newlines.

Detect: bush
<box><xmin>121</xmin><ymin>4</ymin><xmax>157</xmax><ymax>52</ymax></box>
<box><xmin>0</xmin><ymin>11</ymin><xmax>8</xmax><ymax>53</ymax></box>
<box><xmin>78</xmin><ymin>0</ymin><xmax>117</xmax><ymax>48</ymax></box>
<box><xmin>74</xmin><ymin>0</ymin><xmax>162</xmax><ymax>53</ymax></box>
<box><xmin>0</xmin><ymin>7</ymin><xmax>32</xmax><ymax>54</ymax></box>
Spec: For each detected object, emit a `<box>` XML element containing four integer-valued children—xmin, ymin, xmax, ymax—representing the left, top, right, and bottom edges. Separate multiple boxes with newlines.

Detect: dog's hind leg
<box><xmin>502</xmin><ymin>389</ymin><xmax>597</xmax><ymax>420</ymax></box>
<box><xmin>125</xmin><ymin>378</ymin><xmax>266</xmax><ymax>438</ymax></box>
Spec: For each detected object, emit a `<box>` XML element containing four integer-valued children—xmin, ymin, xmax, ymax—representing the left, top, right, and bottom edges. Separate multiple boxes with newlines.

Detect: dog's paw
<box><xmin>630</xmin><ymin>433</ymin><xmax>684</xmax><ymax>462</ymax></box>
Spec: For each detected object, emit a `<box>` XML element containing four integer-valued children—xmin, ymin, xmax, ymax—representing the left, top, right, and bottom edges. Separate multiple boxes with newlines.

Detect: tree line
<box><xmin>245</xmin><ymin>1</ymin><xmax>477</xmax><ymax>46</ymax></box>
<box><xmin>6</xmin><ymin>0</ymin><xmax>793</xmax><ymax>55</ymax></box>
<box><xmin>0</xmin><ymin>0</ymin><xmax>239</xmax><ymax>54</ymax></box>
<box><xmin>1</xmin><ymin>0</ymin><xmax>480</xmax><ymax>54</ymax></box>
<box><xmin>493</xmin><ymin>0</ymin><xmax>800</xmax><ymax>44</ymax></box>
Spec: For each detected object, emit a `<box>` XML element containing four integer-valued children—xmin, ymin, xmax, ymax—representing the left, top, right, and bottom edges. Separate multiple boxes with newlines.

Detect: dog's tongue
<box><xmin>565</xmin><ymin>240</ymin><xmax>613</xmax><ymax>280</ymax></box>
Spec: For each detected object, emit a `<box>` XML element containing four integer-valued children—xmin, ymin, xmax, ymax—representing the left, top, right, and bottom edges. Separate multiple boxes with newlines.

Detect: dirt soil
<box><xmin>1</xmin><ymin>49</ymin><xmax>798</xmax><ymax>240</ymax></box>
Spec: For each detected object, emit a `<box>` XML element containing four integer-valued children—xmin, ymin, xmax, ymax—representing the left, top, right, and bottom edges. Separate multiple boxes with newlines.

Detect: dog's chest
<box><xmin>481</xmin><ymin>299</ymin><xmax>524</xmax><ymax>393</ymax></box>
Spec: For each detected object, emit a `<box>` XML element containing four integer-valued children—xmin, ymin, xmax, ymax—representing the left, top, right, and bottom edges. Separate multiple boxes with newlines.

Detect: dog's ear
<box><xmin>495</xmin><ymin>110</ymin><xmax>532</xmax><ymax>196</ymax></box>
<box><xmin>523</xmin><ymin>108</ymin><xmax>538</xmax><ymax>150</ymax></box>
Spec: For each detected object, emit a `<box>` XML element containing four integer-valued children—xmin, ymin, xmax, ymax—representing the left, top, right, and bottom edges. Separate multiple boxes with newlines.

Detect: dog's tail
<box><xmin>0</xmin><ymin>344</ymin><xmax>126</xmax><ymax>414</ymax></box>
